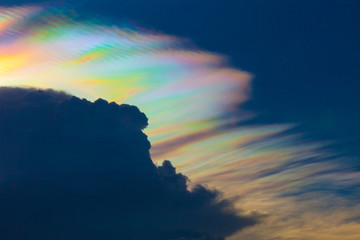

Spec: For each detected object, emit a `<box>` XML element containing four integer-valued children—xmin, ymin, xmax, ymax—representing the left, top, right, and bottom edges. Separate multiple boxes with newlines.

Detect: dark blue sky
<box><xmin>87</xmin><ymin>0</ymin><xmax>360</xmax><ymax>158</ymax></box>
<box><xmin>4</xmin><ymin>0</ymin><xmax>360</xmax><ymax>156</ymax></box>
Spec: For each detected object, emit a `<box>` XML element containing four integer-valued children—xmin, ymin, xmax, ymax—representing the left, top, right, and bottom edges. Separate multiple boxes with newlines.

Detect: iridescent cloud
<box><xmin>0</xmin><ymin>6</ymin><xmax>359</xmax><ymax>240</ymax></box>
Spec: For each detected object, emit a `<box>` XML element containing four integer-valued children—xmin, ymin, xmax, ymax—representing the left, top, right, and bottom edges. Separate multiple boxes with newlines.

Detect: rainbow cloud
<box><xmin>1</xmin><ymin>6</ymin><xmax>359</xmax><ymax>240</ymax></box>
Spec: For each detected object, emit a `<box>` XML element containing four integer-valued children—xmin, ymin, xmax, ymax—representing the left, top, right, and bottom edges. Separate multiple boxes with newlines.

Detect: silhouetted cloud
<box><xmin>0</xmin><ymin>87</ymin><xmax>258</xmax><ymax>240</ymax></box>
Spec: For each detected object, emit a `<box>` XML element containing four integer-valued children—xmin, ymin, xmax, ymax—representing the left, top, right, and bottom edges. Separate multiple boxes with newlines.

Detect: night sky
<box><xmin>0</xmin><ymin>1</ymin><xmax>359</xmax><ymax>239</ymax></box>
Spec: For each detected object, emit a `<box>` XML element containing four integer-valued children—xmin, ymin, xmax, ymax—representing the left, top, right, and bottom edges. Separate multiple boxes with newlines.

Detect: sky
<box><xmin>0</xmin><ymin>1</ymin><xmax>359</xmax><ymax>239</ymax></box>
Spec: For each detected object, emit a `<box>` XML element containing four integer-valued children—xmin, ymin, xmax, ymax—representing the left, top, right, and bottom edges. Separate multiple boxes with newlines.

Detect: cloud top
<box><xmin>0</xmin><ymin>87</ymin><xmax>257</xmax><ymax>240</ymax></box>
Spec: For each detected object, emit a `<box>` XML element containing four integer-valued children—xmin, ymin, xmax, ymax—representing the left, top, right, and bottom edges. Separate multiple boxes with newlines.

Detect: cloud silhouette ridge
<box><xmin>0</xmin><ymin>87</ymin><xmax>258</xmax><ymax>240</ymax></box>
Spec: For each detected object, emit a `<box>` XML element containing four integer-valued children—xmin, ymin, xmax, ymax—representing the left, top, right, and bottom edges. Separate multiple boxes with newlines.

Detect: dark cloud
<box><xmin>0</xmin><ymin>87</ymin><xmax>258</xmax><ymax>240</ymax></box>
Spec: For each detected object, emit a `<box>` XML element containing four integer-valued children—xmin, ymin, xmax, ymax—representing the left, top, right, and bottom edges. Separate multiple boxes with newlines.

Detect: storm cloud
<box><xmin>0</xmin><ymin>87</ymin><xmax>258</xmax><ymax>240</ymax></box>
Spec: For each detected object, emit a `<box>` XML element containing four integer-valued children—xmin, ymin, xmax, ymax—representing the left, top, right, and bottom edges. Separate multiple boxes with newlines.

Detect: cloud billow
<box><xmin>0</xmin><ymin>87</ymin><xmax>257</xmax><ymax>240</ymax></box>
